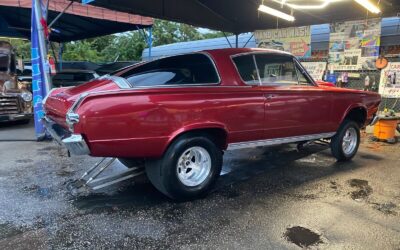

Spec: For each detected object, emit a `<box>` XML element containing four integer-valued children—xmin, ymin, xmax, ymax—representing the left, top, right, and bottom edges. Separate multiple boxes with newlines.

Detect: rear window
<box><xmin>120</xmin><ymin>54</ymin><xmax>219</xmax><ymax>87</ymax></box>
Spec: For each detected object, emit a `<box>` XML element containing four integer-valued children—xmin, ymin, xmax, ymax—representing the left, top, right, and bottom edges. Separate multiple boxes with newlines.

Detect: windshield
<box><xmin>0</xmin><ymin>53</ymin><xmax>9</xmax><ymax>72</ymax></box>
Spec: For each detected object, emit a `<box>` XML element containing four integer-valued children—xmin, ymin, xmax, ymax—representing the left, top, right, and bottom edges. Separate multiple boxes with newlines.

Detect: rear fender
<box><xmin>165</xmin><ymin>122</ymin><xmax>229</xmax><ymax>152</ymax></box>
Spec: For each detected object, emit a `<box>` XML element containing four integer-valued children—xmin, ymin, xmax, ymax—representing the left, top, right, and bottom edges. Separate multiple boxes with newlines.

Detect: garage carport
<box><xmin>0</xmin><ymin>1</ymin><xmax>399</xmax><ymax>249</ymax></box>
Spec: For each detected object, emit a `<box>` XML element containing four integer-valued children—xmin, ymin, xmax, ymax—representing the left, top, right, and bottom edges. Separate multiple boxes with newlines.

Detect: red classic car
<box><xmin>43</xmin><ymin>48</ymin><xmax>381</xmax><ymax>200</ymax></box>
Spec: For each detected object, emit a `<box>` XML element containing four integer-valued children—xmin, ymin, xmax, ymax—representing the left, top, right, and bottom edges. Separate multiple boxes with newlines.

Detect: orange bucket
<box><xmin>373</xmin><ymin>119</ymin><xmax>398</xmax><ymax>140</ymax></box>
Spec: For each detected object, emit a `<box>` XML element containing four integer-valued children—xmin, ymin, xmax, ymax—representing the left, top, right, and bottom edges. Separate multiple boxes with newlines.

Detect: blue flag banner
<box><xmin>31</xmin><ymin>0</ymin><xmax>47</xmax><ymax>139</ymax></box>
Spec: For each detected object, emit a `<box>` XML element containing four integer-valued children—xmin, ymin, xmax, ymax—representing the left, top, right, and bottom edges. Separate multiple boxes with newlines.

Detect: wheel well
<box><xmin>170</xmin><ymin>128</ymin><xmax>228</xmax><ymax>150</ymax></box>
<box><xmin>344</xmin><ymin>107</ymin><xmax>367</xmax><ymax>127</ymax></box>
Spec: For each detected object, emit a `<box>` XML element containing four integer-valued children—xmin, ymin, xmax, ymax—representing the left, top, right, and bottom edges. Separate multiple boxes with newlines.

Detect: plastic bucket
<box><xmin>373</xmin><ymin>120</ymin><xmax>398</xmax><ymax>140</ymax></box>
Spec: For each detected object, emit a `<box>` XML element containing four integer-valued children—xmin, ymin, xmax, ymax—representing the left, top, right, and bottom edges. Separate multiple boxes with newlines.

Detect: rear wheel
<box><xmin>330</xmin><ymin>120</ymin><xmax>360</xmax><ymax>161</ymax></box>
<box><xmin>145</xmin><ymin>135</ymin><xmax>222</xmax><ymax>200</ymax></box>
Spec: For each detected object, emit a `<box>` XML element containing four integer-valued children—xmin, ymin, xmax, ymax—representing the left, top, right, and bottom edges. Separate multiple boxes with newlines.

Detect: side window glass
<box><xmin>232</xmin><ymin>55</ymin><xmax>259</xmax><ymax>85</ymax></box>
<box><xmin>295</xmin><ymin>62</ymin><xmax>314</xmax><ymax>86</ymax></box>
<box><xmin>254</xmin><ymin>54</ymin><xmax>298</xmax><ymax>86</ymax></box>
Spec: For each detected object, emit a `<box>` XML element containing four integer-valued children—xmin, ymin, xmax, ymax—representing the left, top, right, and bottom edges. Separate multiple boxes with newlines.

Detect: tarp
<box><xmin>82</xmin><ymin>0</ymin><xmax>400</xmax><ymax>34</ymax></box>
<box><xmin>0</xmin><ymin>0</ymin><xmax>153</xmax><ymax>42</ymax></box>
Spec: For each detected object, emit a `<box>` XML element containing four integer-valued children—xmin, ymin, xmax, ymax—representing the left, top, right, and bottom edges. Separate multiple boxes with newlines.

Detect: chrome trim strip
<box><xmin>66</xmin><ymin>92</ymin><xmax>89</xmax><ymax>132</ymax></box>
<box><xmin>108</xmin><ymin>75</ymin><xmax>132</xmax><ymax>88</ymax></box>
<box><xmin>369</xmin><ymin>115</ymin><xmax>379</xmax><ymax>126</ymax></box>
<box><xmin>227</xmin><ymin>132</ymin><xmax>336</xmax><ymax>150</ymax></box>
<box><xmin>293</xmin><ymin>58</ymin><xmax>317</xmax><ymax>86</ymax></box>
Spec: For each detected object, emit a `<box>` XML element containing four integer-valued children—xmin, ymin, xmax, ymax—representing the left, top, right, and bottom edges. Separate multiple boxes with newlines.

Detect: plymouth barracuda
<box><xmin>43</xmin><ymin>48</ymin><xmax>381</xmax><ymax>200</ymax></box>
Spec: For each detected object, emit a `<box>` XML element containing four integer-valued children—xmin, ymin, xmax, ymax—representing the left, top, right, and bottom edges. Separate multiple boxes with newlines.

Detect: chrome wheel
<box><xmin>177</xmin><ymin>146</ymin><xmax>211</xmax><ymax>187</ymax></box>
<box><xmin>342</xmin><ymin>127</ymin><xmax>358</xmax><ymax>156</ymax></box>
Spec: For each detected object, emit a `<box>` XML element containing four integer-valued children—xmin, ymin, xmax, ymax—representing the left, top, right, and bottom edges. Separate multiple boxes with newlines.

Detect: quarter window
<box><xmin>119</xmin><ymin>54</ymin><xmax>219</xmax><ymax>87</ymax></box>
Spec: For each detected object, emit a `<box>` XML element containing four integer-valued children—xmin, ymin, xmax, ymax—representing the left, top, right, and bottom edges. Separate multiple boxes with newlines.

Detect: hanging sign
<box><xmin>301</xmin><ymin>62</ymin><xmax>327</xmax><ymax>81</ymax></box>
<box><xmin>328</xmin><ymin>18</ymin><xmax>381</xmax><ymax>71</ymax></box>
<box><xmin>254</xmin><ymin>26</ymin><xmax>311</xmax><ymax>58</ymax></box>
<box><xmin>379</xmin><ymin>62</ymin><xmax>400</xmax><ymax>98</ymax></box>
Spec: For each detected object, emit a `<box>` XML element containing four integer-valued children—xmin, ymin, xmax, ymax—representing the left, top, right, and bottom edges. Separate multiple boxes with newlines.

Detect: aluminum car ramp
<box><xmin>66</xmin><ymin>158</ymin><xmax>145</xmax><ymax>196</ymax></box>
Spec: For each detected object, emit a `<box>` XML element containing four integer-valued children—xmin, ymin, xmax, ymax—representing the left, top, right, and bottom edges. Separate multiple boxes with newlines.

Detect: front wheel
<box><xmin>145</xmin><ymin>135</ymin><xmax>222</xmax><ymax>200</ymax></box>
<box><xmin>330</xmin><ymin>120</ymin><xmax>360</xmax><ymax>161</ymax></box>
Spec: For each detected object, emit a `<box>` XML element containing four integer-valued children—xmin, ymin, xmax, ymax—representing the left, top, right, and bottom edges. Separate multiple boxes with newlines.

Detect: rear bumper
<box><xmin>42</xmin><ymin>116</ymin><xmax>90</xmax><ymax>155</ymax></box>
<box><xmin>0</xmin><ymin>113</ymin><xmax>32</xmax><ymax>122</ymax></box>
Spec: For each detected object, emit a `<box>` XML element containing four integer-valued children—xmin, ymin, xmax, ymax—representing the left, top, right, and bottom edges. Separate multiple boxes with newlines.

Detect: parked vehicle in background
<box><xmin>0</xmin><ymin>41</ymin><xmax>32</xmax><ymax>123</ymax></box>
<box><xmin>51</xmin><ymin>69</ymin><xmax>99</xmax><ymax>88</ymax></box>
<box><xmin>43</xmin><ymin>48</ymin><xmax>381</xmax><ymax>200</ymax></box>
<box><xmin>95</xmin><ymin>61</ymin><xmax>138</xmax><ymax>76</ymax></box>
<box><xmin>17</xmin><ymin>66</ymin><xmax>33</xmax><ymax>92</ymax></box>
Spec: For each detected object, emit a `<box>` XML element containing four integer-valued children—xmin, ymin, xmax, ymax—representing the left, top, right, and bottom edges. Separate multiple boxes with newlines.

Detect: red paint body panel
<box><xmin>43</xmin><ymin>48</ymin><xmax>381</xmax><ymax>158</ymax></box>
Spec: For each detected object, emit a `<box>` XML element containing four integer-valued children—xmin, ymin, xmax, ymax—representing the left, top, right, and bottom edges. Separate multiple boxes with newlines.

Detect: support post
<box><xmin>235</xmin><ymin>34</ymin><xmax>239</xmax><ymax>48</ymax></box>
<box><xmin>223</xmin><ymin>32</ymin><xmax>233</xmax><ymax>48</ymax></box>
<box><xmin>148</xmin><ymin>27</ymin><xmax>152</xmax><ymax>59</ymax></box>
<box><xmin>58</xmin><ymin>43</ymin><xmax>63</xmax><ymax>71</ymax></box>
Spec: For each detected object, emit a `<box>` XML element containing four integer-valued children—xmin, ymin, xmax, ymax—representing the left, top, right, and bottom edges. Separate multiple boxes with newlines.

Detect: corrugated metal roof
<box><xmin>142</xmin><ymin>33</ymin><xmax>255</xmax><ymax>60</ymax></box>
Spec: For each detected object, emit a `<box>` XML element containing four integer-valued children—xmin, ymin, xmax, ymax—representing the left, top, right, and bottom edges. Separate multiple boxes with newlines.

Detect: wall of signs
<box><xmin>328</xmin><ymin>18</ymin><xmax>381</xmax><ymax>71</ymax></box>
<box><xmin>301</xmin><ymin>62</ymin><xmax>327</xmax><ymax>81</ymax></box>
<box><xmin>379</xmin><ymin>62</ymin><xmax>400</xmax><ymax>98</ymax></box>
<box><xmin>254</xmin><ymin>26</ymin><xmax>311</xmax><ymax>58</ymax></box>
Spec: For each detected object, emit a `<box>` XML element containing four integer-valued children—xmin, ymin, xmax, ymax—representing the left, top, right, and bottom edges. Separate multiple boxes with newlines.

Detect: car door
<box><xmin>253</xmin><ymin>53</ymin><xmax>333</xmax><ymax>139</ymax></box>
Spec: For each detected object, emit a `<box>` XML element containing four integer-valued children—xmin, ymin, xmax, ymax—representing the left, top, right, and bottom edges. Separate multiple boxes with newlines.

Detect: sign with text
<box><xmin>301</xmin><ymin>62</ymin><xmax>327</xmax><ymax>81</ymax></box>
<box><xmin>254</xmin><ymin>26</ymin><xmax>311</xmax><ymax>58</ymax></box>
<box><xmin>328</xmin><ymin>19</ymin><xmax>381</xmax><ymax>71</ymax></box>
<box><xmin>379</xmin><ymin>62</ymin><xmax>400</xmax><ymax>98</ymax></box>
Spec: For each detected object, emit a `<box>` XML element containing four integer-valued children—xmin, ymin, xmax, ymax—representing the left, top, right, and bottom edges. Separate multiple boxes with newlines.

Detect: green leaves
<box><xmin>8</xmin><ymin>19</ymin><xmax>228</xmax><ymax>63</ymax></box>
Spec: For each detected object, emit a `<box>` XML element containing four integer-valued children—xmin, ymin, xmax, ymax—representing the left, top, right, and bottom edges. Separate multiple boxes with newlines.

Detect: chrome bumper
<box><xmin>42</xmin><ymin>116</ymin><xmax>90</xmax><ymax>155</ymax></box>
<box><xmin>369</xmin><ymin>115</ymin><xmax>379</xmax><ymax>126</ymax></box>
<box><xmin>0</xmin><ymin>113</ymin><xmax>32</xmax><ymax>122</ymax></box>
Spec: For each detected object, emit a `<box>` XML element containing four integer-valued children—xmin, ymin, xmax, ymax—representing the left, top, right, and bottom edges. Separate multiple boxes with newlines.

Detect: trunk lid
<box><xmin>44</xmin><ymin>78</ymin><xmax>120</xmax><ymax>126</ymax></box>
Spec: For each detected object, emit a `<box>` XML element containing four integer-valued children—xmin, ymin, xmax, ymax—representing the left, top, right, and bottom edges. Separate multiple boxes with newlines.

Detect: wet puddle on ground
<box><xmin>284</xmin><ymin>226</ymin><xmax>323</xmax><ymax>248</ymax></box>
<box><xmin>0</xmin><ymin>223</ymin><xmax>23</xmax><ymax>240</ymax></box>
<box><xmin>348</xmin><ymin>179</ymin><xmax>373</xmax><ymax>201</ymax></box>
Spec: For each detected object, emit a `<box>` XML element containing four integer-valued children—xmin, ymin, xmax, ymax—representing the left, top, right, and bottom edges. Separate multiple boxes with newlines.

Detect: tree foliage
<box><xmin>7</xmin><ymin>19</ymin><xmax>228</xmax><ymax>63</ymax></box>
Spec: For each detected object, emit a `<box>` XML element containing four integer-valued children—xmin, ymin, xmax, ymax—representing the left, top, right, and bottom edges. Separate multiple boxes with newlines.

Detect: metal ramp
<box><xmin>66</xmin><ymin>158</ymin><xmax>145</xmax><ymax>196</ymax></box>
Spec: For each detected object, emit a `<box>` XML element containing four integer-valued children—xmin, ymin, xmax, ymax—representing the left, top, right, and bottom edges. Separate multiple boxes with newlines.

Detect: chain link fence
<box><xmin>300</xmin><ymin>57</ymin><xmax>400</xmax><ymax>112</ymax></box>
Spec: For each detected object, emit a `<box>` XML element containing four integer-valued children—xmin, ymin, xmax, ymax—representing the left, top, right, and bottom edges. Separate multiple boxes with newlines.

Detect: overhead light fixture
<box><xmin>354</xmin><ymin>0</ymin><xmax>381</xmax><ymax>13</ymax></box>
<box><xmin>284</xmin><ymin>0</ymin><xmax>343</xmax><ymax>10</ymax></box>
<box><xmin>258</xmin><ymin>4</ymin><xmax>295</xmax><ymax>22</ymax></box>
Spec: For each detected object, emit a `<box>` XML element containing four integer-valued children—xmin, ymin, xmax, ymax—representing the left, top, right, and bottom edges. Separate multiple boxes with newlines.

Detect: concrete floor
<box><xmin>0</xmin><ymin>121</ymin><xmax>399</xmax><ymax>249</ymax></box>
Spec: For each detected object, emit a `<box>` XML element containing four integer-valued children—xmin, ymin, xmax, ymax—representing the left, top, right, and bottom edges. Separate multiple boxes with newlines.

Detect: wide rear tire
<box><xmin>145</xmin><ymin>135</ymin><xmax>222</xmax><ymax>201</ymax></box>
<box><xmin>330</xmin><ymin>120</ymin><xmax>360</xmax><ymax>161</ymax></box>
